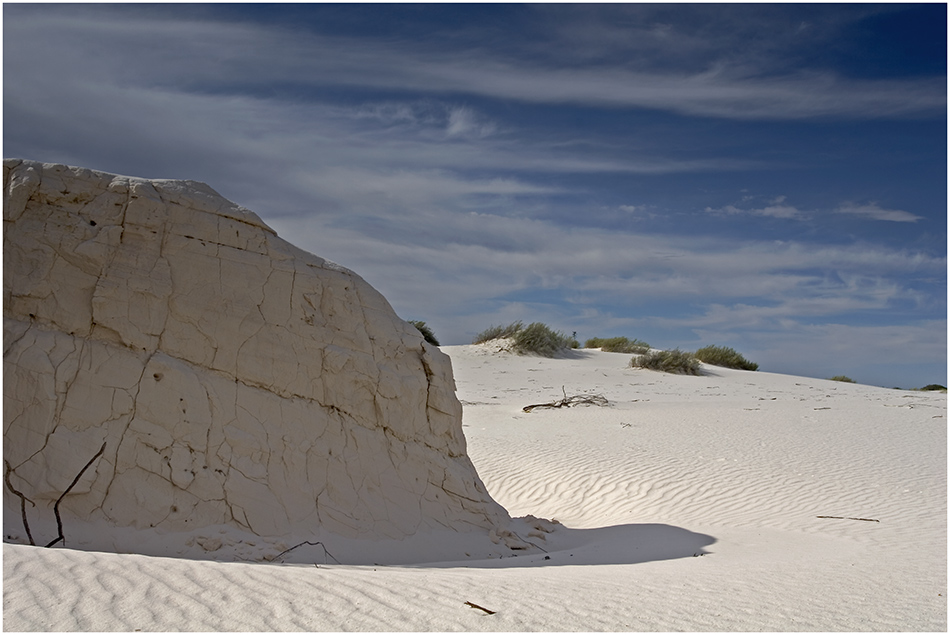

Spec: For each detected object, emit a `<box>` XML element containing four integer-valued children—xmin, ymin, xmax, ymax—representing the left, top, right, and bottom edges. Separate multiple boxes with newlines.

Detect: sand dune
<box><xmin>4</xmin><ymin>345</ymin><xmax>946</xmax><ymax>631</ymax></box>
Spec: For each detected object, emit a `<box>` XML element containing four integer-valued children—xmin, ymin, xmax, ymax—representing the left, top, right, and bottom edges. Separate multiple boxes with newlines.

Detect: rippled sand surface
<box><xmin>5</xmin><ymin>345</ymin><xmax>946</xmax><ymax>631</ymax></box>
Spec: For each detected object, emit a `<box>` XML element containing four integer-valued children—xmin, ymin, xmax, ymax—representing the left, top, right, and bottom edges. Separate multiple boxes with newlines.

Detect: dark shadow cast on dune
<box><xmin>418</xmin><ymin>523</ymin><xmax>717</xmax><ymax>569</ymax></box>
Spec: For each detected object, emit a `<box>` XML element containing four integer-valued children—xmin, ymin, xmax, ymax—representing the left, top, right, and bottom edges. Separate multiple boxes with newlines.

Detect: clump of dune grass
<box><xmin>585</xmin><ymin>336</ymin><xmax>651</xmax><ymax>355</ymax></box>
<box><xmin>473</xmin><ymin>321</ymin><xmax>524</xmax><ymax>344</ymax></box>
<box><xmin>631</xmin><ymin>349</ymin><xmax>700</xmax><ymax>375</ymax></box>
<box><xmin>829</xmin><ymin>375</ymin><xmax>856</xmax><ymax>383</ymax></box>
<box><xmin>473</xmin><ymin>321</ymin><xmax>577</xmax><ymax>357</ymax></box>
<box><xmin>513</xmin><ymin>322</ymin><xmax>578</xmax><ymax>356</ymax></box>
<box><xmin>694</xmin><ymin>345</ymin><xmax>758</xmax><ymax>371</ymax></box>
<box><xmin>918</xmin><ymin>384</ymin><xmax>947</xmax><ymax>392</ymax></box>
<box><xmin>408</xmin><ymin>320</ymin><xmax>440</xmax><ymax>346</ymax></box>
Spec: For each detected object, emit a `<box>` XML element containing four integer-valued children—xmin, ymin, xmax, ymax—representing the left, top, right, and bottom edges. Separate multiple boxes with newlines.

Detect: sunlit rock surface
<box><xmin>3</xmin><ymin>159</ymin><xmax>512</xmax><ymax>559</ymax></box>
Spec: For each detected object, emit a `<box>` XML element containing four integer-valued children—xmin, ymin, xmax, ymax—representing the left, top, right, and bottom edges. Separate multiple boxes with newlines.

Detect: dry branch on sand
<box><xmin>465</xmin><ymin>601</ymin><xmax>497</xmax><ymax>615</ymax></box>
<box><xmin>523</xmin><ymin>387</ymin><xmax>609</xmax><ymax>412</ymax></box>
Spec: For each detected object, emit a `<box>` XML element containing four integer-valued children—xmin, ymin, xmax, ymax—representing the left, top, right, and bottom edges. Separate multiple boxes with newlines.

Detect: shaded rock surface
<box><xmin>3</xmin><ymin>159</ymin><xmax>517</xmax><ymax>561</ymax></box>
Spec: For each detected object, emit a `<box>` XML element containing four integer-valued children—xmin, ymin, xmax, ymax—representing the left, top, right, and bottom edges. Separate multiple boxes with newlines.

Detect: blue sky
<box><xmin>4</xmin><ymin>3</ymin><xmax>947</xmax><ymax>388</ymax></box>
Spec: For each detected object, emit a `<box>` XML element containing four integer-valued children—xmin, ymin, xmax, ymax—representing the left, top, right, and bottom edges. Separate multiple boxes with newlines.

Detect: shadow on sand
<box><xmin>421</xmin><ymin>523</ymin><xmax>717</xmax><ymax>569</ymax></box>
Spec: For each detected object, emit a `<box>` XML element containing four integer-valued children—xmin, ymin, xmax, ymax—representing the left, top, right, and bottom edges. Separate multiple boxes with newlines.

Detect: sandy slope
<box><xmin>4</xmin><ymin>345</ymin><xmax>946</xmax><ymax>631</ymax></box>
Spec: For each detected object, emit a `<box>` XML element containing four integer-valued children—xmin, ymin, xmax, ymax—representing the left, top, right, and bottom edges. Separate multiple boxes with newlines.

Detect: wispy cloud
<box><xmin>350</xmin><ymin>102</ymin><xmax>498</xmax><ymax>140</ymax></box>
<box><xmin>445</xmin><ymin>107</ymin><xmax>497</xmax><ymax>139</ymax></box>
<box><xmin>835</xmin><ymin>202</ymin><xmax>923</xmax><ymax>223</ymax></box>
<box><xmin>443</xmin><ymin>66</ymin><xmax>946</xmax><ymax>120</ymax></box>
<box><xmin>706</xmin><ymin>198</ymin><xmax>930</xmax><ymax>224</ymax></box>
<box><xmin>706</xmin><ymin>196</ymin><xmax>808</xmax><ymax>220</ymax></box>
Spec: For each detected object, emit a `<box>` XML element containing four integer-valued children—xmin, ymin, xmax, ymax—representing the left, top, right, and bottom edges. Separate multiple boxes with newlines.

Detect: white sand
<box><xmin>4</xmin><ymin>344</ymin><xmax>946</xmax><ymax>631</ymax></box>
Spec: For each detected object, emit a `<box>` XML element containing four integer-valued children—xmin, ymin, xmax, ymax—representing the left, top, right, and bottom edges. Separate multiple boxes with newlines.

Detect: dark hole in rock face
<box><xmin>89</xmin><ymin>220</ymin><xmax>97</xmax><ymax>226</ymax></box>
<box><xmin>153</xmin><ymin>373</ymin><xmax>163</xmax><ymax>381</ymax></box>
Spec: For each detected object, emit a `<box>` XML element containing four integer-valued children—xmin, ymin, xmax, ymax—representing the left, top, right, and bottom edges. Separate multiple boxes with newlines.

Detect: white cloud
<box><xmin>706</xmin><ymin>199</ymin><xmax>808</xmax><ymax>220</ymax></box>
<box><xmin>707</xmin><ymin>198</ymin><xmax>927</xmax><ymax>223</ymax></box>
<box><xmin>351</xmin><ymin>102</ymin><xmax>432</xmax><ymax>126</ymax></box>
<box><xmin>445</xmin><ymin>107</ymin><xmax>497</xmax><ymax>139</ymax></box>
<box><xmin>372</xmin><ymin>61</ymin><xmax>943</xmax><ymax>120</ymax></box>
<box><xmin>350</xmin><ymin>102</ymin><xmax>498</xmax><ymax>140</ymax></box>
<box><xmin>835</xmin><ymin>202</ymin><xmax>923</xmax><ymax>223</ymax></box>
<box><xmin>756</xmin><ymin>204</ymin><xmax>803</xmax><ymax>219</ymax></box>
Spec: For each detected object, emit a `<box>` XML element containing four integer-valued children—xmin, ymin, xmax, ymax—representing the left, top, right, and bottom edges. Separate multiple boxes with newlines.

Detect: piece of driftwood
<box><xmin>46</xmin><ymin>442</ymin><xmax>107</xmax><ymax>548</ymax></box>
<box><xmin>4</xmin><ymin>460</ymin><xmax>36</xmax><ymax>546</ymax></box>
<box><xmin>273</xmin><ymin>540</ymin><xmax>341</xmax><ymax>564</ymax></box>
<box><xmin>523</xmin><ymin>387</ymin><xmax>609</xmax><ymax>413</ymax></box>
<box><xmin>817</xmin><ymin>516</ymin><xmax>880</xmax><ymax>522</ymax></box>
<box><xmin>465</xmin><ymin>601</ymin><xmax>497</xmax><ymax>615</ymax></box>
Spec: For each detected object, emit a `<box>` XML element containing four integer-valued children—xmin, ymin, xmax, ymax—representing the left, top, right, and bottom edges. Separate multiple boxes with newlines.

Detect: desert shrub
<box><xmin>473</xmin><ymin>321</ymin><xmax>524</xmax><ymax>344</ymax></box>
<box><xmin>473</xmin><ymin>321</ymin><xmax>576</xmax><ymax>356</ymax></box>
<box><xmin>631</xmin><ymin>349</ymin><xmax>700</xmax><ymax>375</ymax></box>
<box><xmin>829</xmin><ymin>375</ymin><xmax>855</xmax><ymax>383</ymax></box>
<box><xmin>918</xmin><ymin>384</ymin><xmax>947</xmax><ymax>391</ymax></box>
<box><xmin>585</xmin><ymin>336</ymin><xmax>651</xmax><ymax>354</ymax></box>
<box><xmin>512</xmin><ymin>322</ymin><xmax>577</xmax><ymax>357</ymax></box>
<box><xmin>408</xmin><ymin>320</ymin><xmax>440</xmax><ymax>346</ymax></box>
<box><xmin>693</xmin><ymin>345</ymin><xmax>758</xmax><ymax>371</ymax></box>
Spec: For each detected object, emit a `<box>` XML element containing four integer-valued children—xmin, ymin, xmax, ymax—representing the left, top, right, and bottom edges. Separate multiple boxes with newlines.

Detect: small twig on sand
<box><xmin>273</xmin><ymin>540</ymin><xmax>341</xmax><ymax>564</ymax></box>
<box><xmin>817</xmin><ymin>516</ymin><xmax>880</xmax><ymax>523</ymax></box>
<box><xmin>465</xmin><ymin>601</ymin><xmax>497</xmax><ymax>615</ymax></box>
<box><xmin>4</xmin><ymin>460</ymin><xmax>36</xmax><ymax>546</ymax></box>
<box><xmin>46</xmin><ymin>442</ymin><xmax>107</xmax><ymax>548</ymax></box>
<box><xmin>523</xmin><ymin>386</ymin><xmax>609</xmax><ymax>413</ymax></box>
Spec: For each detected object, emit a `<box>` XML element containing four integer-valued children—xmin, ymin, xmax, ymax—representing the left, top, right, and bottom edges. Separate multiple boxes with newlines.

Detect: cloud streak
<box><xmin>835</xmin><ymin>202</ymin><xmax>923</xmax><ymax>223</ymax></box>
<box><xmin>706</xmin><ymin>196</ymin><xmax>808</xmax><ymax>220</ymax></box>
<box><xmin>706</xmin><ymin>198</ymin><xmax>928</xmax><ymax>224</ymax></box>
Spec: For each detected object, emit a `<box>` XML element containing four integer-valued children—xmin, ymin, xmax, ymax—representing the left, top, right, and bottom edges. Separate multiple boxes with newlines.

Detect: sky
<box><xmin>3</xmin><ymin>3</ymin><xmax>947</xmax><ymax>388</ymax></box>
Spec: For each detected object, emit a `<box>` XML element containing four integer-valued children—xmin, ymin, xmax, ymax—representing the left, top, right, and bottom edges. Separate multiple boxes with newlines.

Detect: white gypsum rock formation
<box><xmin>3</xmin><ymin>159</ymin><xmax>522</xmax><ymax>560</ymax></box>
